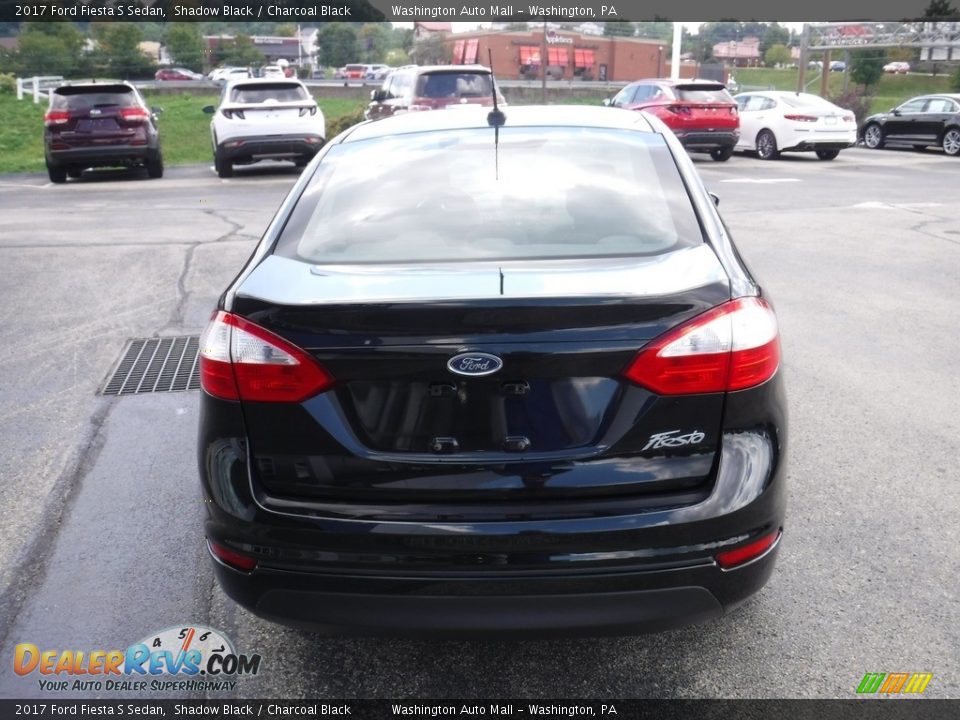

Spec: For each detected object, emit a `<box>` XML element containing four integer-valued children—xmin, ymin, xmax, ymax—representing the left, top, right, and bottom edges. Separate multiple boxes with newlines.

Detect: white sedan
<box><xmin>204</xmin><ymin>79</ymin><xmax>325</xmax><ymax>178</ymax></box>
<box><xmin>733</xmin><ymin>91</ymin><xmax>858</xmax><ymax>160</ymax></box>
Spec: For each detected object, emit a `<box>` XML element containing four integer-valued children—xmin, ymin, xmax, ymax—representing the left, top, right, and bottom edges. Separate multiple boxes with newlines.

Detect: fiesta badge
<box><xmin>447</xmin><ymin>352</ymin><xmax>503</xmax><ymax>377</ymax></box>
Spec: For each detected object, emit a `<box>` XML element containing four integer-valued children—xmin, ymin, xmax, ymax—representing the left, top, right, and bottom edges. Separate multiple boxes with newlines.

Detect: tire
<box><xmin>756</xmin><ymin>130</ymin><xmax>780</xmax><ymax>160</ymax></box>
<box><xmin>863</xmin><ymin>123</ymin><xmax>885</xmax><ymax>149</ymax></box>
<box><xmin>942</xmin><ymin>128</ymin><xmax>960</xmax><ymax>157</ymax></box>
<box><xmin>816</xmin><ymin>149</ymin><xmax>840</xmax><ymax>160</ymax></box>
<box><xmin>294</xmin><ymin>157</ymin><xmax>309</xmax><ymax>168</ymax></box>
<box><xmin>214</xmin><ymin>147</ymin><xmax>233</xmax><ymax>178</ymax></box>
<box><xmin>47</xmin><ymin>164</ymin><xmax>67</xmax><ymax>184</ymax></box>
<box><xmin>67</xmin><ymin>168</ymin><xmax>83</xmax><ymax>179</ymax></box>
<box><xmin>146</xmin><ymin>151</ymin><xmax>164</xmax><ymax>179</ymax></box>
<box><xmin>710</xmin><ymin>146</ymin><xmax>733</xmax><ymax>162</ymax></box>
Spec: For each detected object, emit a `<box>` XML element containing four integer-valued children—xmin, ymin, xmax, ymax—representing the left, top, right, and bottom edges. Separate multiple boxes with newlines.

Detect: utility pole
<box><xmin>542</xmin><ymin>21</ymin><xmax>548</xmax><ymax>103</ymax></box>
<box><xmin>797</xmin><ymin>23</ymin><xmax>809</xmax><ymax>92</ymax></box>
<box><xmin>671</xmin><ymin>22</ymin><xmax>681</xmax><ymax>80</ymax></box>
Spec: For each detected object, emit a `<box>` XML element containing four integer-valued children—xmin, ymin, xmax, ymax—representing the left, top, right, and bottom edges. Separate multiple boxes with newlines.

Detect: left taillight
<box><xmin>622</xmin><ymin>297</ymin><xmax>780</xmax><ymax>395</ymax></box>
<box><xmin>44</xmin><ymin>110</ymin><xmax>70</xmax><ymax>127</ymax></box>
<box><xmin>119</xmin><ymin>107</ymin><xmax>150</xmax><ymax>123</ymax></box>
<box><xmin>198</xmin><ymin>311</ymin><xmax>334</xmax><ymax>403</ymax></box>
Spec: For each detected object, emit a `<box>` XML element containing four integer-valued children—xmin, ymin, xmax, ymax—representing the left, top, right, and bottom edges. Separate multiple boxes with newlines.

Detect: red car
<box><xmin>154</xmin><ymin>68</ymin><xmax>202</xmax><ymax>81</ymax></box>
<box><xmin>606</xmin><ymin>79</ymin><xmax>740</xmax><ymax>161</ymax></box>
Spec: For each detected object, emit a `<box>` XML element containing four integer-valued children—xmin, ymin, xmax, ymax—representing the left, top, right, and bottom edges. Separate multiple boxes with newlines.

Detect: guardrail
<box><xmin>15</xmin><ymin>76</ymin><xmax>63</xmax><ymax>104</ymax></box>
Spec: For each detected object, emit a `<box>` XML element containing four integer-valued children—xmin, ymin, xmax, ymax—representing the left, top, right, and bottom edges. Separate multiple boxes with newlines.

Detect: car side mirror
<box><xmin>202</xmin><ymin>105</ymin><xmax>215</xmax><ymax>114</ymax></box>
<box><xmin>891</xmin><ymin>109</ymin><xmax>901</xmax><ymax>116</ymax></box>
<box><xmin>602</xmin><ymin>98</ymin><xmax>612</xmax><ymax>107</ymax></box>
<box><xmin>152</xmin><ymin>107</ymin><xmax>164</xmax><ymax>115</ymax></box>
<box><xmin>709</xmin><ymin>192</ymin><xmax>720</xmax><ymax>207</ymax></box>
<box><xmin>371</xmin><ymin>89</ymin><xmax>387</xmax><ymax>103</ymax></box>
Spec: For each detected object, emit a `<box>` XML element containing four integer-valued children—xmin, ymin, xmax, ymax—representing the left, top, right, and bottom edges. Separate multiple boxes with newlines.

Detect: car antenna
<box><xmin>487</xmin><ymin>49</ymin><xmax>505</xmax><ymax>128</ymax></box>
<box><xmin>486</xmin><ymin>49</ymin><xmax>504</xmax><ymax>182</ymax></box>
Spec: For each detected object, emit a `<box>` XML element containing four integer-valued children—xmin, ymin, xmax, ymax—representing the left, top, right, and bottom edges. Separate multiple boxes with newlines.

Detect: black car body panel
<box><xmin>197</xmin><ymin>106</ymin><xmax>787</xmax><ymax>636</ymax></box>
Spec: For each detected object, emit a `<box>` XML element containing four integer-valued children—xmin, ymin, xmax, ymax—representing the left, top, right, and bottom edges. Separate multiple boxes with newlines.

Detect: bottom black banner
<box><xmin>0</xmin><ymin>700</ymin><xmax>957</xmax><ymax>720</ymax></box>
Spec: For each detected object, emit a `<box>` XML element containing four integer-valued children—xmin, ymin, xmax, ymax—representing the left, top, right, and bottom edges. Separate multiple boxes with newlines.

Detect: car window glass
<box><xmin>230</xmin><ymin>84</ymin><xmax>308</xmax><ymax>103</ymax></box>
<box><xmin>675</xmin><ymin>86</ymin><xmax>733</xmax><ymax>103</ymax></box>
<box><xmin>51</xmin><ymin>87</ymin><xmax>137</xmax><ymax>111</ymax></box>
<box><xmin>925</xmin><ymin>98</ymin><xmax>954</xmax><ymax>113</ymax></box>
<box><xmin>276</xmin><ymin>127</ymin><xmax>704</xmax><ymax>264</ymax></box>
<box><xmin>632</xmin><ymin>85</ymin><xmax>652</xmax><ymax>102</ymax></box>
<box><xmin>759</xmin><ymin>97</ymin><xmax>777</xmax><ymax>110</ymax></box>
<box><xmin>612</xmin><ymin>86</ymin><xmax>636</xmax><ymax>106</ymax></box>
<box><xmin>415</xmin><ymin>73</ymin><xmax>492</xmax><ymax>99</ymax></box>
<box><xmin>898</xmin><ymin>99</ymin><xmax>927</xmax><ymax>113</ymax></box>
<box><xmin>735</xmin><ymin>95</ymin><xmax>751</xmax><ymax>110</ymax></box>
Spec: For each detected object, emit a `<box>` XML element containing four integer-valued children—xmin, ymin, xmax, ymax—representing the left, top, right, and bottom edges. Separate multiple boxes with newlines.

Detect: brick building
<box><xmin>445</xmin><ymin>28</ymin><xmax>676</xmax><ymax>82</ymax></box>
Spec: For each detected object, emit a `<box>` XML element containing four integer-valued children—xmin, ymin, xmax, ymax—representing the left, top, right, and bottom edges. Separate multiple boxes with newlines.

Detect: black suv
<box><xmin>44</xmin><ymin>82</ymin><xmax>164</xmax><ymax>183</ymax></box>
<box><xmin>365</xmin><ymin>65</ymin><xmax>504</xmax><ymax>120</ymax></box>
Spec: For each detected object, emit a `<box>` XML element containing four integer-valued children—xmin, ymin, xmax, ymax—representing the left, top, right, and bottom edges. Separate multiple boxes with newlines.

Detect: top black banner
<box><xmin>1</xmin><ymin>0</ymin><xmax>959</xmax><ymax>23</ymax></box>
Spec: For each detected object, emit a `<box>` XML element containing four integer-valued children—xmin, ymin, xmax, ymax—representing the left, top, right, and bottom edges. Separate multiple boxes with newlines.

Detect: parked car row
<box><xmin>603</xmin><ymin>80</ymin><xmax>857</xmax><ymax>161</ymax></box>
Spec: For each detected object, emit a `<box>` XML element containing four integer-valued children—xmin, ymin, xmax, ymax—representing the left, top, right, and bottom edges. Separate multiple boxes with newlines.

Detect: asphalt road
<box><xmin>0</xmin><ymin>147</ymin><xmax>958</xmax><ymax>700</ymax></box>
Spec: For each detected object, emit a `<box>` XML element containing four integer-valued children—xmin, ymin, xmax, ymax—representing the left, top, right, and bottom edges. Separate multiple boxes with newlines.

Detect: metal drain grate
<box><xmin>101</xmin><ymin>336</ymin><xmax>201</xmax><ymax>395</ymax></box>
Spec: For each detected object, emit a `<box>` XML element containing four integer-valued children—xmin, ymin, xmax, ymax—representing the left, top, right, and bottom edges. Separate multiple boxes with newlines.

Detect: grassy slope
<box><xmin>735</xmin><ymin>68</ymin><xmax>955</xmax><ymax>113</ymax></box>
<box><xmin>0</xmin><ymin>92</ymin><xmax>367</xmax><ymax>174</ymax></box>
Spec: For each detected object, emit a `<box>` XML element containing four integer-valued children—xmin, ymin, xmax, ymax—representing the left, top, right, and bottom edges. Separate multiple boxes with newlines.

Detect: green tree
<box><xmin>385</xmin><ymin>48</ymin><xmax>410</xmax><ymax>66</ymax></box>
<box><xmin>764</xmin><ymin>44</ymin><xmax>792</xmax><ymax>67</ymax></box>
<box><xmin>635</xmin><ymin>20</ymin><xmax>673</xmax><ymax>42</ymax></box>
<box><xmin>357</xmin><ymin>23</ymin><xmax>391</xmax><ymax>63</ymax></box>
<box><xmin>921</xmin><ymin>0</ymin><xmax>958</xmax><ymax>17</ymax></box>
<box><xmin>761</xmin><ymin>23</ymin><xmax>790</xmax><ymax>56</ymax></box>
<box><xmin>411</xmin><ymin>34</ymin><xmax>451</xmax><ymax>65</ymax></box>
<box><xmin>603</xmin><ymin>22</ymin><xmax>635</xmax><ymax>37</ymax></box>
<box><xmin>317</xmin><ymin>23</ymin><xmax>358</xmax><ymax>68</ymax></box>
<box><xmin>165</xmin><ymin>23</ymin><xmax>204</xmax><ymax>72</ymax></box>
<box><xmin>951</xmin><ymin>64</ymin><xmax>960</xmax><ymax>91</ymax></box>
<box><xmin>12</xmin><ymin>22</ymin><xmax>87</xmax><ymax>77</ymax></box>
<box><xmin>221</xmin><ymin>35</ymin><xmax>265</xmax><ymax>67</ymax></box>
<box><xmin>849</xmin><ymin>49</ymin><xmax>885</xmax><ymax>89</ymax></box>
<box><xmin>91</xmin><ymin>23</ymin><xmax>155</xmax><ymax>79</ymax></box>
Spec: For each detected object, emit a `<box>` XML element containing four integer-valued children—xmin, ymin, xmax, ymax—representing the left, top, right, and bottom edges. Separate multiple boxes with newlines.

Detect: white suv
<box><xmin>204</xmin><ymin>79</ymin><xmax>325</xmax><ymax>178</ymax></box>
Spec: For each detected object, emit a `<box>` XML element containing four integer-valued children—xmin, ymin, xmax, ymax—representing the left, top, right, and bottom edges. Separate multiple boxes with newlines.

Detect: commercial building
<box><xmin>445</xmin><ymin>28</ymin><xmax>679</xmax><ymax>82</ymax></box>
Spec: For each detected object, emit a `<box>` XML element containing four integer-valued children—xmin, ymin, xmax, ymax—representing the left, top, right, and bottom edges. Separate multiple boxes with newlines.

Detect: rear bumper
<box><xmin>673</xmin><ymin>130</ymin><xmax>740</xmax><ymax>151</ymax></box>
<box><xmin>210</xmin><ymin>544</ymin><xmax>780</xmax><ymax>636</ymax></box>
<box><xmin>782</xmin><ymin>139</ymin><xmax>856</xmax><ymax>152</ymax></box>
<box><xmin>46</xmin><ymin>145</ymin><xmax>153</xmax><ymax>167</ymax></box>
<box><xmin>218</xmin><ymin>134</ymin><xmax>324</xmax><ymax>162</ymax></box>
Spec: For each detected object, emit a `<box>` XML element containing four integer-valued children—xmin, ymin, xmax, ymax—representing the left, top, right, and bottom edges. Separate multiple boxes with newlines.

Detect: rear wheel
<box><xmin>710</xmin><ymin>146</ymin><xmax>734</xmax><ymax>162</ymax></box>
<box><xmin>67</xmin><ymin>168</ymin><xmax>83</xmax><ymax>179</ymax></box>
<box><xmin>47</xmin><ymin>164</ymin><xmax>67</xmax><ymax>184</ymax></box>
<box><xmin>214</xmin><ymin>147</ymin><xmax>233</xmax><ymax>178</ymax></box>
<box><xmin>146</xmin><ymin>151</ymin><xmax>164</xmax><ymax>179</ymax></box>
<box><xmin>815</xmin><ymin>149</ymin><xmax>840</xmax><ymax>160</ymax></box>
<box><xmin>942</xmin><ymin>128</ymin><xmax>960</xmax><ymax>157</ymax></box>
<box><xmin>294</xmin><ymin>157</ymin><xmax>309</xmax><ymax>168</ymax></box>
<box><xmin>863</xmin><ymin>123</ymin><xmax>884</xmax><ymax>149</ymax></box>
<box><xmin>756</xmin><ymin>130</ymin><xmax>779</xmax><ymax>160</ymax></box>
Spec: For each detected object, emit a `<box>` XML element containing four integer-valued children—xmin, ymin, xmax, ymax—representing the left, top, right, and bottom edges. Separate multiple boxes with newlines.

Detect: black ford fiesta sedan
<box><xmin>197</xmin><ymin>105</ymin><xmax>787</xmax><ymax>636</ymax></box>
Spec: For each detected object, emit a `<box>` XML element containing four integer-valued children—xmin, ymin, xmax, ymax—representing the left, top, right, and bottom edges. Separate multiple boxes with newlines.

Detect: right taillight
<box><xmin>622</xmin><ymin>297</ymin><xmax>780</xmax><ymax>395</ymax></box>
<box><xmin>44</xmin><ymin>110</ymin><xmax>70</xmax><ymax>127</ymax></box>
<box><xmin>198</xmin><ymin>311</ymin><xmax>334</xmax><ymax>403</ymax></box>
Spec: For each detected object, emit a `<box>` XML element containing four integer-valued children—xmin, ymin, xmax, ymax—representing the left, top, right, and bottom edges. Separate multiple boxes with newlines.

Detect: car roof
<box><xmin>395</xmin><ymin>64</ymin><xmax>493</xmax><ymax>75</ymax></box>
<box><xmin>225</xmin><ymin>78</ymin><xmax>303</xmax><ymax>88</ymax></box>
<box><xmin>342</xmin><ymin>105</ymin><xmax>657</xmax><ymax>143</ymax></box>
<box><xmin>631</xmin><ymin>78</ymin><xmax>725</xmax><ymax>86</ymax></box>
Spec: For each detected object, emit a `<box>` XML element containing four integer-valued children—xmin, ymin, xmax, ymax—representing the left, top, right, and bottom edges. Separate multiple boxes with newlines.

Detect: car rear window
<box><xmin>781</xmin><ymin>93</ymin><xmax>834</xmax><ymax>108</ymax></box>
<box><xmin>275</xmin><ymin>127</ymin><xmax>704</xmax><ymax>264</ymax></box>
<box><xmin>675</xmin><ymin>85</ymin><xmax>733</xmax><ymax>103</ymax></box>
<box><xmin>51</xmin><ymin>86</ymin><xmax>137</xmax><ymax>111</ymax></box>
<box><xmin>346</xmin><ymin>65</ymin><xmax>367</xmax><ymax>72</ymax></box>
<box><xmin>229</xmin><ymin>83</ymin><xmax>308</xmax><ymax>103</ymax></box>
<box><xmin>415</xmin><ymin>73</ymin><xmax>493</xmax><ymax>99</ymax></box>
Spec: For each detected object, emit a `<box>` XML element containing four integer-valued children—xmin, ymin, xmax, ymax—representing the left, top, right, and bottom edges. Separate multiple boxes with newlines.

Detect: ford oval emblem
<box><xmin>447</xmin><ymin>352</ymin><xmax>503</xmax><ymax>377</ymax></box>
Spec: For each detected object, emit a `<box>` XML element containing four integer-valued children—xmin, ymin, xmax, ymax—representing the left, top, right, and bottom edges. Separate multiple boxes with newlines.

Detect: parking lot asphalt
<box><xmin>0</xmin><ymin>148</ymin><xmax>958</xmax><ymax>700</ymax></box>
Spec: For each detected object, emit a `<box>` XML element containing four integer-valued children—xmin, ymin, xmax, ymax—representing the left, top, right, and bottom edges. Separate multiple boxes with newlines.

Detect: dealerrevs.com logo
<box><xmin>14</xmin><ymin>625</ymin><xmax>261</xmax><ymax>693</ymax></box>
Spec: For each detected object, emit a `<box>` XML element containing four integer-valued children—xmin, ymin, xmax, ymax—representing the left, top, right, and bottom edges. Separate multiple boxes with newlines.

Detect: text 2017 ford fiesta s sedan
<box><xmin>197</xmin><ymin>105</ymin><xmax>787</xmax><ymax>636</ymax></box>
